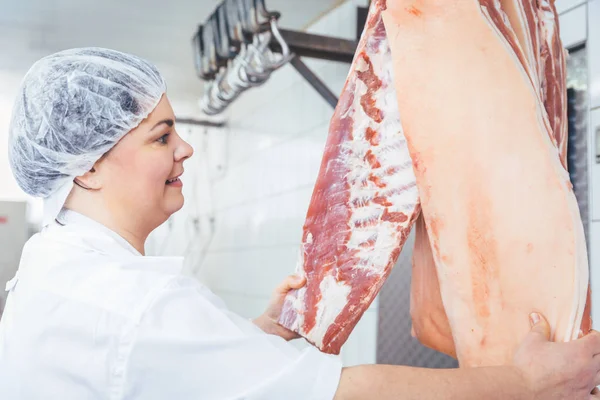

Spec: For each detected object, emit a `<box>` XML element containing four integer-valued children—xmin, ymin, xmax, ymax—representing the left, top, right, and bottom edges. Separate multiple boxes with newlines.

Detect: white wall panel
<box><xmin>559</xmin><ymin>4</ymin><xmax>587</xmax><ymax>48</ymax></box>
<box><xmin>589</xmin><ymin>0</ymin><xmax>600</xmax><ymax>109</ymax></box>
<box><xmin>556</xmin><ymin>0</ymin><xmax>587</xmax><ymax>14</ymax></box>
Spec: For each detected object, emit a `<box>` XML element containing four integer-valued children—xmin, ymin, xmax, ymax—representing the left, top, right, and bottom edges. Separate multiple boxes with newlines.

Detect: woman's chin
<box><xmin>165</xmin><ymin>195</ymin><xmax>185</xmax><ymax>215</ymax></box>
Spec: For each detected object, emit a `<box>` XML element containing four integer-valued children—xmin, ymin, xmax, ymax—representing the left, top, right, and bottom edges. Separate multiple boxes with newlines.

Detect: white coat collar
<box><xmin>55</xmin><ymin>208</ymin><xmax>142</xmax><ymax>256</ymax></box>
<box><xmin>49</xmin><ymin>208</ymin><xmax>184</xmax><ymax>275</ymax></box>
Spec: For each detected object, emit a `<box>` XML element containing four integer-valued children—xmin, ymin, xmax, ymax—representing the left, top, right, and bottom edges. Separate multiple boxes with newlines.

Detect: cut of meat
<box><xmin>279</xmin><ymin>0</ymin><xmax>591</xmax><ymax>361</ymax></box>
<box><xmin>535</xmin><ymin>0</ymin><xmax>593</xmax><ymax>335</ymax></box>
<box><xmin>278</xmin><ymin>0</ymin><xmax>420</xmax><ymax>354</ymax></box>
<box><xmin>538</xmin><ymin>0</ymin><xmax>569</xmax><ymax>167</ymax></box>
<box><xmin>407</xmin><ymin>0</ymin><xmax>591</xmax><ymax>358</ymax></box>
<box><xmin>484</xmin><ymin>0</ymin><xmax>565</xmax><ymax>165</ymax></box>
<box><xmin>383</xmin><ymin>0</ymin><xmax>589</xmax><ymax>366</ymax></box>
<box><xmin>409</xmin><ymin>214</ymin><xmax>456</xmax><ymax>358</ymax></box>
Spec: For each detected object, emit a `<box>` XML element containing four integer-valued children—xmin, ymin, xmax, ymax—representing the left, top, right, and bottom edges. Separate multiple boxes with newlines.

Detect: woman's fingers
<box><xmin>275</xmin><ymin>274</ymin><xmax>306</xmax><ymax>295</ymax></box>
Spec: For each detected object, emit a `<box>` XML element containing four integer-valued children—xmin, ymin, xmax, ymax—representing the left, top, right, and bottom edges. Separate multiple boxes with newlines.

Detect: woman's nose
<box><xmin>175</xmin><ymin>137</ymin><xmax>194</xmax><ymax>162</ymax></box>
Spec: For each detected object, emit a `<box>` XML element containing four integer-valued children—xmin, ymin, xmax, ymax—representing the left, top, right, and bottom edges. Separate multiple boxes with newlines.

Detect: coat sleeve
<box><xmin>122</xmin><ymin>277</ymin><xmax>343</xmax><ymax>400</ymax></box>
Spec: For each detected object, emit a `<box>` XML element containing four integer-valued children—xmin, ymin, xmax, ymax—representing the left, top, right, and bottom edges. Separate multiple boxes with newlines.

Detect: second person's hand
<box><xmin>513</xmin><ymin>312</ymin><xmax>600</xmax><ymax>399</ymax></box>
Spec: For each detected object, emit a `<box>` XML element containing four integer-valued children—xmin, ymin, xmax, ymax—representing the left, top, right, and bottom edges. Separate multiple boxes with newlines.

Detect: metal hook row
<box><xmin>193</xmin><ymin>1</ymin><xmax>293</xmax><ymax>115</ymax></box>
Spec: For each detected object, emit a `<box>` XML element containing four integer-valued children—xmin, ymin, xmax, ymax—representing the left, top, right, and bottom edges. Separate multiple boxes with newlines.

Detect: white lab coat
<box><xmin>0</xmin><ymin>209</ymin><xmax>342</xmax><ymax>399</ymax></box>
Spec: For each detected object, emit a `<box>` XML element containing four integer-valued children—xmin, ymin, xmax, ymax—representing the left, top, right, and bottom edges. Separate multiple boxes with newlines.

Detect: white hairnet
<box><xmin>7</xmin><ymin>47</ymin><xmax>167</xmax><ymax>225</ymax></box>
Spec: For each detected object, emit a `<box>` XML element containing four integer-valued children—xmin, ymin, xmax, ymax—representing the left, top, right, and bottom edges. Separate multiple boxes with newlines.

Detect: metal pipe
<box><xmin>271</xmin><ymin>30</ymin><xmax>357</xmax><ymax>64</ymax></box>
<box><xmin>290</xmin><ymin>55</ymin><xmax>338</xmax><ymax>109</ymax></box>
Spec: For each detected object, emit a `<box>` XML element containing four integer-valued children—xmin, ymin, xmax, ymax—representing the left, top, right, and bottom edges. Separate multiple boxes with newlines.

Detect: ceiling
<box><xmin>0</xmin><ymin>0</ymin><xmax>345</xmax><ymax>115</ymax></box>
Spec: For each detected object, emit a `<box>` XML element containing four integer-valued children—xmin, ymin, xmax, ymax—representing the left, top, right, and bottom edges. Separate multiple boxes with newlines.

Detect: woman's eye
<box><xmin>157</xmin><ymin>133</ymin><xmax>170</xmax><ymax>144</ymax></box>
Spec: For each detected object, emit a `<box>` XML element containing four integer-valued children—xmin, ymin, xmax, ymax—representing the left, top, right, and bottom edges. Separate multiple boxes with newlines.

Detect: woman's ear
<box><xmin>74</xmin><ymin>165</ymin><xmax>102</xmax><ymax>190</ymax></box>
<box><xmin>74</xmin><ymin>151</ymin><xmax>111</xmax><ymax>190</ymax></box>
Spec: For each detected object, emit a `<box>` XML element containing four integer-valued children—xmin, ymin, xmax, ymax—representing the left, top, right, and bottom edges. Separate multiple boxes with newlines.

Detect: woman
<box><xmin>0</xmin><ymin>47</ymin><xmax>599</xmax><ymax>400</ymax></box>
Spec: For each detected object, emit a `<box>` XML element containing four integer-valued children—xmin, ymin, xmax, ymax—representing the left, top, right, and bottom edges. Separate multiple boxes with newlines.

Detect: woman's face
<box><xmin>95</xmin><ymin>95</ymin><xmax>194</xmax><ymax>228</ymax></box>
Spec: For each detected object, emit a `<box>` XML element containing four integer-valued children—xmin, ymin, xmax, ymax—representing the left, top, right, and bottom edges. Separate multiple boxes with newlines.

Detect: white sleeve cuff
<box><xmin>308</xmin><ymin>350</ymin><xmax>343</xmax><ymax>400</ymax></box>
<box><xmin>248</xmin><ymin>346</ymin><xmax>343</xmax><ymax>400</ymax></box>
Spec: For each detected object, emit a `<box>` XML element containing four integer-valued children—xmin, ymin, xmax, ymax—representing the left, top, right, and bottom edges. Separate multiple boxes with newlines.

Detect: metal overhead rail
<box><xmin>192</xmin><ymin>0</ymin><xmax>361</xmax><ymax>115</ymax></box>
<box><xmin>269</xmin><ymin>29</ymin><xmax>357</xmax><ymax>64</ymax></box>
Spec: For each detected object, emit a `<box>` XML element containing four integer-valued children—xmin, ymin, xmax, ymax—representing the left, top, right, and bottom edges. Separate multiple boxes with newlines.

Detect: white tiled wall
<box><xmin>591</xmin><ymin>221</ymin><xmax>600</xmax><ymax>324</ymax></box>
<box><xmin>0</xmin><ymin>201</ymin><xmax>28</xmax><ymax>317</ymax></box>
<box><xmin>590</xmin><ymin>0</ymin><xmax>600</xmax><ymax>110</ymax></box>
<box><xmin>556</xmin><ymin>0</ymin><xmax>587</xmax><ymax>14</ymax></box>
<box><xmin>147</xmin><ymin>0</ymin><xmax>378</xmax><ymax>367</ymax></box>
<box><xmin>586</xmin><ymin>0</ymin><xmax>600</xmax><ymax>326</ymax></box>
<box><xmin>589</xmin><ymin>106</ymin><xmax>600</xmax><ymax>330</ymax></box>
<box><xmin>592</xmin><ymin>109</ymin><xmax>600</xmax><ymax>220</ymax></box>
<box><xmin>558</xmin><ymin>3</ymin><xmax>587</xmax><ymax>48</ymax></box>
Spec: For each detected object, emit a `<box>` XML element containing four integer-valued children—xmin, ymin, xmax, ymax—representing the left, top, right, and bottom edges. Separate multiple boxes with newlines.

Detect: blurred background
<box><xmin>0</xmin><ymin>0</ymin><xmax>598</xmax><ymax>368</ymax></box>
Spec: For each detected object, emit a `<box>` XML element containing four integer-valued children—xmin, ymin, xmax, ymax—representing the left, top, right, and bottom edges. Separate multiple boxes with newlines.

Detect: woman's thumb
<box><xmin>275</xmin><ymin>274</ymin><xmax>306</xmax><ymax>295</ymax></box>
<box><xmin>528</xmin><ymin>312</ymin><xmax>551</xmax><ymax>341</ymax></box>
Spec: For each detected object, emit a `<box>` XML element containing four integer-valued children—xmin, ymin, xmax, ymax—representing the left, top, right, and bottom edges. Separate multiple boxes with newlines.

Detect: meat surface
<box><xmin>537</xmin><ymin>0</ymin><xmax>568</xmax><ymax>166</ymax></box>
<box><xmin>382</xmin><ymin>0</ymin><xmax>589</xmax><ymax>366</ymax></box>
<box><xmin>278</xmin><ymin>0</ymin><xmax>420</xmax><ymax>354</ymax></box>
<box><xmin>409</xmin><ymin>214</ymin><xmax>456</xmax><ymax>358</ymax></box>
<box><xmin>408</xmin><ymin>0</ymin><xmax>591</xmax><ymax>358</ymax></box>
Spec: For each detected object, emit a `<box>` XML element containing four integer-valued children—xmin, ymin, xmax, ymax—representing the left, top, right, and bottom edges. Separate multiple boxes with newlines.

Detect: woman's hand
<box><xmin>253</xmin><ymin>274</ymin><xmax>306</xmax><ymax>340</ymax></box>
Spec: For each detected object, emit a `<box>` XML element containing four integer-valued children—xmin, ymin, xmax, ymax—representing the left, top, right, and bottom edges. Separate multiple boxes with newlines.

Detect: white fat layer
<box><xmin>286</xmin><ymin>286</ymin><xmax>307</xmax><ymax>332</ymax></box>
<box><xmin>355</xmin><ymin>56</ymin><xmax>369</xmax><ymax>73</ymax></box>
<box><xmin>311</xmin><ymin>275</ymin><xmax>352</xmax><ymax>347</ymax></box>
<box><xmin>306</xmin><ymin>232</ymin><xmax>313</xmax><ymax>244</ymax></box>
<box><xmin>350</xmin><ymin>206</ymin><xmax>381</xmax><ymax>222</ymax></box>
<box><xmin>346</xmin><ymin>228</ymin><xmax>378</xmax><ymax>245</ymax></box>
